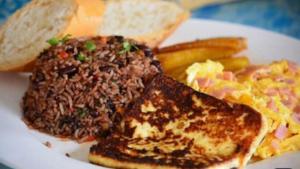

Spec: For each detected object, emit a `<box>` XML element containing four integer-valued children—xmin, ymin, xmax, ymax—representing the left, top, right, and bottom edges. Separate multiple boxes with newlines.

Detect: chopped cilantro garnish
<box><xmin>46</xmin><ymin>34</ymin><xmax>72</xmax><ymax>46</ymax></box>
<box><xmin>85</xmin><ymin>41</ymin><xmax>96</xmax><ymax>51</ymax></box>
<box><xmin>123</xmin><ymin>41</ymin><xmax>131</xmax><ymax>51</ymax></box>
<box><xmin>61</xmin><ymin>34</ymin><xmax>72</xmax><ymax>43</ymax></box>
<box><xmin>47</xmin><ymin>38</ymin><xmax>60</xmax><ymax>46</ymax></box>
<box><xmin>119</xmin><ymin>41</ymin><xmax>138</xmax><ymax>54</ymax></box>
<box><xmin>76</xmin><ymin>53</ymin><xmax>86</xmax><ymax>62</ymax></box>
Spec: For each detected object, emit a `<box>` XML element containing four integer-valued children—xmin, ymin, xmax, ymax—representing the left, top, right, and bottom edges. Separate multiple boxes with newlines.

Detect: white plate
<box><xmin>1</xmin><ymin>19</ymin><xmax>300</xmax><ymax>169</ymax></box>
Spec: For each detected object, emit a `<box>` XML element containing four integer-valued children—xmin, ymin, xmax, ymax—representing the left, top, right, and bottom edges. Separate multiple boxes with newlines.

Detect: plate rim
<box><xmin>0</xmin><ymin>18</ymin><xmax>300</xmax><ymax>169</ymax></box>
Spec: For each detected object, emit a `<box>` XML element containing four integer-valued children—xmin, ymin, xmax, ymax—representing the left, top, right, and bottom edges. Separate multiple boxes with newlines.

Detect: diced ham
<box><xmin>217</xmin><ymin>71</ymin><xmax>235</xmax><ymax>81</ymax></box>
<box><xmin>287</xmin><ymin>60</ymin><xmax>299</xmax><ymax>74</ymax></box>
<box><xmin>294</xmin><ymin>105</ymin><xmax>300</xmax><ymax>113</ymax></box>
<box><xmin>224</xmin><ymin>71</ymin><xmax>235</xmax><ymax>81</ymax></box>
<box><xmin>216</xmin><ymin>74</ymin><xmax>222</xmax><ymax>79</ymax></box>
<box><xmin>211</xmin><ymin>87</ymin><xmax>235</xmax><ymax>99</ymax></box>
<box><xmin>281</xmin><ymin>95</ymin><xmax>297</xmax><ymax>110</ymax></box>
<box><xmin>271</xmin><ymin>139</ymin><xmax>280</xmax><ymax>150</ymax></box>
<box><xmin>279</xmin><ymin>88</ymin><xmax>293</xmax><ymax>95</ymax></box>
<box><xmin>274</xmin><ymin>76</ymin><xmax>284</xmax><ymax>82</ymax></box>
<box><xmin>237</xmin><ymin>65</ymin><xmax>270</xmax><ymax>79</ymax></box>
<box><xmin>264</xmin><ymin>88</ymin><xmax>278</xmax><ymax>96</ymax></box>
<box><xmin>197</xmin><ymin>78</ymin><xmax>213</xmax><ymax>88</ymax></box>
<box><xmin>279</xmin><ymin>88</ymin><xmax>297</xmax><ymax>109</ymax></box>
<box><xmin>284</xmin><ymin>79</ymin><xmax>295</xmax><ymax>84</ymax></box>
<box><xmin>282</xmin><ymin>99</ymin><xmax>296</xmax><ymax>110</ymax></box>
<box><xmin>267</xmin><ymin>99</ymin><xmax>278</xmax><ymax>113</ymax></box>
<box><xmin>274</xmin><ymin>125</ymin><xmax>288</xmax><ymax>140</ymax></box>
<box><xmin>292</xmin><ymin>113</ymin><xmax>300</xmax><ymax>124</ymax></box>
<box><xmin>274</xmin><ymin>76</ymin><xmax>295</xmax><ymax>84</ymax></box>
<box><xmin>292</xmin><ymin>106</ymin><xmax>300</xmax><ymax>124</ymax></box>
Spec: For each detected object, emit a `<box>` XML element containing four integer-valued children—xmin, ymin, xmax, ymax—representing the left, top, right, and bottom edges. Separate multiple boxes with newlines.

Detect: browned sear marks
<box><xmin>90</xmin><ymin>75</ymin><xmax>265</xmax><ymax>169</ymax></box>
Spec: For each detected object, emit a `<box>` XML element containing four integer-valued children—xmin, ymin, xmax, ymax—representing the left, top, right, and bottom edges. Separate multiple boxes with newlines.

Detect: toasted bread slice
<box><xmin>0</xmin><ymin>0</ymin><xmax>187</xmax><ymax>71</ymax></box>
<box><xmin>97</xmin><ymin>0</ymin><xmax>189</xmax><ymax>48</ymax></box>
<box><xmin>89</xmin><ymin>75</ymin><xmax>267</xmax><ymax>169</ymax></box>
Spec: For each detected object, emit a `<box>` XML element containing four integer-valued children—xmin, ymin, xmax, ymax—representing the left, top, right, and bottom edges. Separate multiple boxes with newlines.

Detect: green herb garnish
<box><xmin>46</xmin><ymin>34</ymin><xmax>72</xmax><ymax>46</ymax></box>
<box><xmin>77</xmin><ymin>53</ymin><xmax>86</xmax><ymax>62</ymax></box>
<box><xmin>47</xmin><ymin>38</ymin><xmax>60</xmax><ymax>46</ymax></box>
<box><xmin>119</xmin><ymin>41</ymin><xmax>138</xmax><ymax>54</ymax></box>
<box><xmin>61</xmin><ymin>34</ymin><xmax>72</xmax><ymax>43</ymax></box>
<box><xmin>85</xmin><ymin>41</ymin><xmax>96</xmax><ymax>52</ymax></box>
<box><xmin>77</xmin><ymin>108</ymin><xmax>87</xmax><ymax>117</ymax></box>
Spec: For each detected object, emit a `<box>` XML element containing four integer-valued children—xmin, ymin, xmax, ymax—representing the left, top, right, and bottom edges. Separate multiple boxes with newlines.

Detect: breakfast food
<box><xmin>0</xmin><ymin>0</ymin><xmax>297</xmax><ymax>166</ymax></box>
<box><xmin>0</xmin><ymin>0</ymin><xmax>187</xmax><ymax>71</ymax></box>
<box><xmin>158</xmin><ymin>37</ymin><xmax>247</xmax><ymax>53</ymax></box>
<box><xmin>89</xmin><ymin>75</ymin><xmax>268</xmax><ymax>169</ymax></box>
<box><xmin>156</xmin><ymin>37</ymin><xmax>249</xmax><ymax>83</ymax></box>
<box><xmin>186</xmin><ymin>60</ymin><xmax>300</xmax><ymax>159</ymax></box>
<box><xmin>156</xmin><ymin>37</ymin><xmax>247</xmax><ymax>73</ymax></box>
<box><xmin>22</xmin><ymin>36</ymin><xmax>162</xmax><ymax>141</ymax></box>
<box><xmin>0</xmin><ymin>0</ymin><xmax>104</xmax><ymax>71</ymax></box>
<box><xmin>98</xmin><ymin>0</ymin><xmax>189</xmax><ymax>48</ymax></box>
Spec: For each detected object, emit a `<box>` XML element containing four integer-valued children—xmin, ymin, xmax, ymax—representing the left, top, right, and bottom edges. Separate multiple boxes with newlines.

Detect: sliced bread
<box><xmin>0</xmin><ymin>0</ymin><xmax>78</xmax><ymax>71</ymax></box>
<box><xmin>0</xmin><ymin>0</ymin><xmax>188</xmax><ymax>71</ymax></box>
<box><xmin>98</xmin><ymin>0</ymin><xmax>189</xmax><ymax>48</ymax></box>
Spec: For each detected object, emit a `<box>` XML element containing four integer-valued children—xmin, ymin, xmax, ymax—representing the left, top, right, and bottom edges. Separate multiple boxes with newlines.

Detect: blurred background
<box><xmin>0</xmin><ymin>0</ymin><xmax>299</xmax><ymax>169</ymax></box>
<box><xmin>0</xmin><ymin>0</ymin><xmax>300</xmax><ymax>39</ymax></box>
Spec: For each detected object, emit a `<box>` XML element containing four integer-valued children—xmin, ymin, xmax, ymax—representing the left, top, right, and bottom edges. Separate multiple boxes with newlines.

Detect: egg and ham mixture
<box><xmin>186</xmin><ymin>60</ymin><xmax>300</xmax><ymax>159</ymax></box>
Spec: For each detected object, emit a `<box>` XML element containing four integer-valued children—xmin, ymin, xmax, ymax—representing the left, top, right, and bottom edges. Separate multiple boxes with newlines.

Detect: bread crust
<box><xmin>89</xmin><ymin>75</ymin><xmax>268</xmax><ymax>169</ymax></box>
<box><xmin>0</xmin><ymin>0</ymin><xmax>188</xmax><ymax>71</ymax></box>
<box><xmin>134</xmin><ymin>11</ymin><xmax>189</xmax><ymax>48</ymax></box>
<box><xmin>7</xmin><ymin>60</ymin><xmax>35</xmax><ymax>72</ymax></box>
<box><xmin>98</xmin><ymin>0</ymin><xmax>189</xmax><ymax>48</ymax></box>
<box><xmin>0</xmin><ymin>0</ymin><xmax>78</xmax><ymax>71</ymax></box>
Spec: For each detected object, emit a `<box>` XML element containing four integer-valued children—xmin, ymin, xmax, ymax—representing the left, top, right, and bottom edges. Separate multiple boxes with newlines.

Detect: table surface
<box><xmin>0</xmin><ymin>0</ymin><xmax>300</xmax><ymax>169</ymax></box>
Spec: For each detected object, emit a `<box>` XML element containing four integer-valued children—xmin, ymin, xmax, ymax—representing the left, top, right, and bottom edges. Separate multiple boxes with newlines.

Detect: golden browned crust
<box><xmin>5</xmin><ymin>60</ymin><xmax>36</xmax><ymax>72</ymax></box>
<box><xmin>89</xmin><ymin>75</ymin><xmax>267</xmax><ymax>169</ymax></box>
<box><xmin>134</xmin><ymin>11</ymin><xmax>190</xmax><ymax>48</ymax></box>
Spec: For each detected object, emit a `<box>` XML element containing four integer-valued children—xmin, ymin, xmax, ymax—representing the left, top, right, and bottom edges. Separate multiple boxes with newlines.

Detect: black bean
<box><xmin>90</xmin><ymin>111</ymin><xmax>99</xmax><ymax>117</ymax></box>
<box><xmin>39</xmin><ymin>50</ymin><xmax>53</xmax><ymax>60</ymax></box>
<box><xmin>106</xmin><ymin>99</ymin><xmax>116</xmax><ymax>113</ymax></box>
<box><xmin>35</xmin><ymin>71</ymin><xmax>45</xmax><ymax>82</ymax></box>
<box><xmin>23</xmin><ymin>105</ymin><xmax>29</xmax><ymax>114</ymax></box>
<box><xmin>130</xmin><ymin>44</ymin><xmax>139</xmax><ymax>52</ymax></box>
<box><xmin>135</xmin><ymin>44</ymin><xmax>147</xmax><ymax>50</ymax></box>
<box><xmin>143</xmin><ymin>48</ymin><xmax>153</xmax><ymax>57</ymax></box>
<box><xmin>136</xmin><ymin>44</ymin><xmax>153</xmax><ymax>57</ymax></box>
<box><xmin>32</xmin><ymin>71</ymin><xmax>45</xmax><ymax>88</ymax></box>
<box><xmin>59</xmin><ymin>65</ymin><xmax>78</xmax><ymax>77</ymax></box>
<box><xmin>97</xmin><ymin>129</ymin><xmax>111</xmax><ymax>138</ymax></box>
<box><xmin>117</xmin><ymin>60</ymin><xmax>126</xmax><ymax>68</ymax></box>
<box><xmin>59</xmin><ymin>116</ymin><xmax>74</xmax><ymax>127</ymax></box>
<box><xmin>99</xmin><ymin>65</ymin><xmax>112</xmax><ymax>71</ymax></box>
<box><xmin>88</xmin><ymin>69</ymin><xmax>94</xmax><ymax>76</ymax></box>
<box><xmin>65</xmin><ymin>46</ymin><xmax>74</xmax><ymax>53</ymax></box>
<box><xmin>107</xmin><ymin>37</ymin><xmax>116</xmax><ymax>44</ymax></box>
<box><xmin>46</xmin><ymin>90</ymin><xmax>54</xmax><ymax>97</ymax></box>
<box><xmin>113</xmin><ymin>35</ymin><xmax>124</xmax><ymax>42</ymax></box>
<box><xmin>151</xmin><ymin>60</ymin><xmax>163</xmax><ymax>72</ymax></box>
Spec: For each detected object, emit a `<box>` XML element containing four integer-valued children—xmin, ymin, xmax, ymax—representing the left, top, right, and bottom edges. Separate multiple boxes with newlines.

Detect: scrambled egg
<box><xmin>186</xmin><ymin>60</ymin><xmax>300</xmax><ymax>159</ymax></box>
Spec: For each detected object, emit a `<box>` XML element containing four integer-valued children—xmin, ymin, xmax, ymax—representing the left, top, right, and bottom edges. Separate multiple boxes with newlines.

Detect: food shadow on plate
<box><xmin>0</xmin><ymin>73</ymin><xmax>29</xmax><ymax>118</ymax></box>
